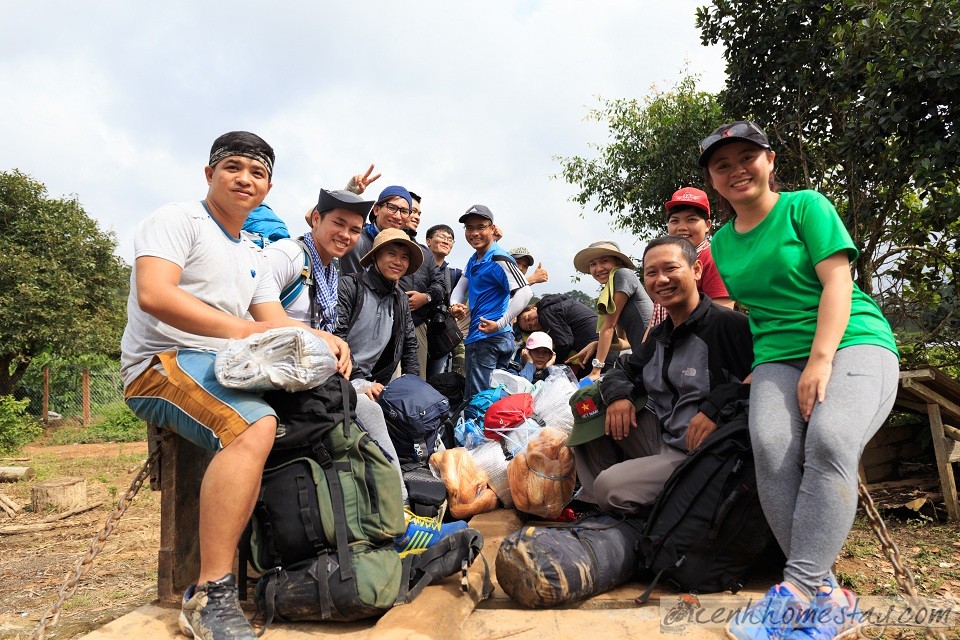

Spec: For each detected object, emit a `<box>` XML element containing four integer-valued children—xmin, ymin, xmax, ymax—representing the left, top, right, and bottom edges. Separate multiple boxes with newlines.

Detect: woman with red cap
<box><xmin>699</xmin><ymin>120</ymin><xmax>899</xmax><ymax>640</ymax></box>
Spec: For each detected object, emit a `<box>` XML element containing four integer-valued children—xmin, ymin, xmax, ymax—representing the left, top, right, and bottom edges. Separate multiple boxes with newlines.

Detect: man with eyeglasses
<box><xmin>425</xmin><ymin>224</ymin><xmax>466</xmax><ymax>377</ymax></box>
<box><xmin>406</xmin><ymin>191</ymin><xmax>422</xmax><ymax>239</ymax></box>
<box><xmin>341</xmin><ymin>185</ymin><xmax>445</xmax><ymax>378</ymax></box>
<box><xmin>449</xmin><ymin>205</ymin><xmax>532</xmax><ymax>400</ymax></box>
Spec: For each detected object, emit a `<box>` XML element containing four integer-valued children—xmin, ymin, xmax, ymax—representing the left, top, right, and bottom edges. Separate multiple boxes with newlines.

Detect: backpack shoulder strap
<box><xmin>279</xmin><ymin>239</ymin><xmax>315</xmax><ymax>309</ymax></box>
<box><xmin>342</xmin><ymin>273</ymin><xmax>365</xmax><ymax>328</ymax></box>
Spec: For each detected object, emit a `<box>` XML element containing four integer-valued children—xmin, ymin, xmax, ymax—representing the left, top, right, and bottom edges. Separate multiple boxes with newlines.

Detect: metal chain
<box><xmin>32</xmin><ymin>448</ymin><xmax>161</xmax><ymax>640</ymax></box>
<box><xmin>857</xmin><ymin>480</ymin><xmax>948</xmax><ymax>640</ymax></box>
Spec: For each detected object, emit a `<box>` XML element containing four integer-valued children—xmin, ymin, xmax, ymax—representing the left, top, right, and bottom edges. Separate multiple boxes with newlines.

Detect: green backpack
<box><xmin>250</xmin><ymin>376</ymin><xmax>484</xmax><ymax>626</ymax></box>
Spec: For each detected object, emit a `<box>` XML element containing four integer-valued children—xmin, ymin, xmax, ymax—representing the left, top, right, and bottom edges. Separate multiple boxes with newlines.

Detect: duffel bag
<box><xmin>496</xmin><ymin>515</ymin><xmax>645</xmax><ymax>608</ymax></box>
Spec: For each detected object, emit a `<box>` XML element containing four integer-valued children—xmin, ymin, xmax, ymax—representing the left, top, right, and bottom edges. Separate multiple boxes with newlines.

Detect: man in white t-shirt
<box><xmin>264</xmin><ymin>189</ymin><xmax>373</xmax><ymax>330</ymax></box>
<box><xmin>121</xmin><ymin>131</ymin><xmax>350</xmax><ymax>640</ymax></box>
<box><xmin>263</xmin><ymin>190</ymin><xmax>412</xmax><ymax>499</ymax></box>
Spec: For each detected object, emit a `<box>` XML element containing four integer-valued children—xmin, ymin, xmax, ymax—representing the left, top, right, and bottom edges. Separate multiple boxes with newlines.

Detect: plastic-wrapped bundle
<box><xmin>507</xmin><ymin>427</ymin><xmax>576</xmax><ymax>519</ymax></box>
<box><xmin>499</xmin><ymin>418</ymin><xmax>543</xmax><ymax>458</ymax></box>
<box><xmin>215</xmin><ymin>327</ymin><xmax>337</xmax><ymax>392</ymax></box>
<box><xmin>469</xmin><ymin>441</ymin><xmax>513</xmax><ymax>507</ymax></box>
<box><xmin>429</xmin><ymin>447</ymin><xmax>499</xmax><ymax>519</ymax></box>
<box><xmin>489</xmin><ymin>369</ymin><xmax>534</xmax><ymax>395</ymax></box>
<box><xmin>531</xmin><ymin>368</ymin><xmax>579</xmax><ymax>434</ymax></box>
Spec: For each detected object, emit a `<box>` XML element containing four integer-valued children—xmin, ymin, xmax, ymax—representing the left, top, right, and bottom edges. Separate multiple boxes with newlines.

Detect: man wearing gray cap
<box><xmin>510</xmin><ymin>246</ymin><xmax>550</xmax><ymax>285</ymax></box>
<box><xmin>450</xmin><ymin>204</ymin><xmax>532</xmax><ymax>399</ymax></box>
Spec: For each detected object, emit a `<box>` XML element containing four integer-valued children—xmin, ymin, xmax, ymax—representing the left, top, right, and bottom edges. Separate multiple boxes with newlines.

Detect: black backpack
<box><xmin>636</xmin><ymin>401</ymin><xmax>782</xmax><ymax>602</ymax></box>
<box><xmin>377</xmin><ymin>374</ymin><xmax>450</xmax><ymax>466</ymax></box>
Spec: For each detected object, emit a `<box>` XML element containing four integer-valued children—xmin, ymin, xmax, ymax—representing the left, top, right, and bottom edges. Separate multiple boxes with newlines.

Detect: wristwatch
<box><xmin>591</xmin><ymin>358</ymin><xmax>604</xmax><ymax>370</ymax></box>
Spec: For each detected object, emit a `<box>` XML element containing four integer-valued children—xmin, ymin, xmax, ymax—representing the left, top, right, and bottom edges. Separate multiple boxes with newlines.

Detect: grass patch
<box><xmin>50</xmin><ymin>402</ymin><xmax>146</xmax><ymax>445</ymax></box>
<box><xmin>28</xmin><ymin>451</ymin><xmax>146</xmax><ymax>481</ymax></box>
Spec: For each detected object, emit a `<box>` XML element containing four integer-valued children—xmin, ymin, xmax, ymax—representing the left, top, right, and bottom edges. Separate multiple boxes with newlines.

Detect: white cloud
<box><xmin>0</xmin><ymin>0</ymin><xmax>726</xmax><ymax>295</ymax></box>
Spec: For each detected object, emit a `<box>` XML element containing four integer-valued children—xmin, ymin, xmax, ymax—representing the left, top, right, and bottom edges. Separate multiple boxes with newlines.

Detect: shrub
<box><xmin>50</xmin><ymin>402</ymin><xmax>146</xmax><ymax>445</ymax></box>
<box><xmin>0</xmin><ymin>395</ymin><xmax>43</xmax><ymax>454</ymax></box>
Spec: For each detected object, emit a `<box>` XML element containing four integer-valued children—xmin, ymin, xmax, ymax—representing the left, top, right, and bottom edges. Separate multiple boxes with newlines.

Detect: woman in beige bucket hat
<box><xmin>571</xmin><ymin>240</ymin><xmax>652</xmax><ymax>381</ymax></box>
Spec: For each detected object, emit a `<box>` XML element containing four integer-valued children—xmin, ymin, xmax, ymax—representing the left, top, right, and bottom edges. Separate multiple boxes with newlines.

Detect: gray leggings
<box><xmin>750</xmin><ymin>344</ymin><xmax>899</xmax><ymax>597</ymax></box>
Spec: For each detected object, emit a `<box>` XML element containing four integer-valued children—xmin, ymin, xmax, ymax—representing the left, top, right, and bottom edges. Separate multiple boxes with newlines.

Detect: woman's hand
<box><xmin>604</xmin><ymin>398</ymin><xmax>636</xmax><ymax>441</ymax></box>
<box><xmin>566</xmin><ymin>341</ymin><xmax>598</xmax><ymax>367</ymax></box>
<box><xmin>798</xmin><ymin>356</ymin><xmax>832</xmax><ymax>421</ymax></box>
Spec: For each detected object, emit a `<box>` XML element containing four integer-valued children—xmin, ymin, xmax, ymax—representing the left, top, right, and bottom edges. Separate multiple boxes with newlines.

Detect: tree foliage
<box><xmin>558</xmin><ymin>0</ymin><xmax>960</xmax><ymax>369</ymax></box>
<box><xmin>557</xmin><ymin>74</ymin><xmax>725</xmax><ymax>238</ymax></box>
<box><xmin>559</xmin><ymin>289</ymin><xmax>597</xmax><ymax>308</ymax></box>
<box><xmin>0</xmin><ymin>170</ymin><xmax>128</xmax><ymax>394</ymax></box>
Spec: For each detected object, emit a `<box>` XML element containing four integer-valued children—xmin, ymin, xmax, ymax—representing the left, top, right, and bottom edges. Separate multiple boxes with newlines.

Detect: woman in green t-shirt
<box><xmin>698</xmin><ymin>121</ymin><xmax>900</xmax><ymax>640</ymax></box>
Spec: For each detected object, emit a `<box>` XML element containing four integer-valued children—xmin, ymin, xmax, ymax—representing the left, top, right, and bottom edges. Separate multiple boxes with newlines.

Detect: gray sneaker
<box><xmin>178</xmin><ymin>573</ymin><xmax>256</xmax><ymax>640</ymax></box>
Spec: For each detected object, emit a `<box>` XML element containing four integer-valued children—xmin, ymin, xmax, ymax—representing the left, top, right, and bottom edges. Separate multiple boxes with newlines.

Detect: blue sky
<box><xmin>0</xmin><ymin>1</ymin><xmax>725</xmax><ymax>294</ymax></box>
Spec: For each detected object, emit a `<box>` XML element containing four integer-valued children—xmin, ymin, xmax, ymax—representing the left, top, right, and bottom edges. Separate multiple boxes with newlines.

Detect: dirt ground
<box><xmin>0</xmin><ymin>443</ymin><xmax>958</xmax><ymax>640</ymax></box>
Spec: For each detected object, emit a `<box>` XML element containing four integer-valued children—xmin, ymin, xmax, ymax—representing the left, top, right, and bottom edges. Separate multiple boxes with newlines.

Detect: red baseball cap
<box><xmin>664</xmin><ymin>187</ymin><xmax>711</xmax><ymax>219</ymax></box>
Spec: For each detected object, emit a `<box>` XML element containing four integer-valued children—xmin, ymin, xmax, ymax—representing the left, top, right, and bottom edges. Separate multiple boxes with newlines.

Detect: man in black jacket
<box><xmin>517</xmin><ymin>294</ymin><xmax>598</xmax><ymax>377</ymax></box>
<box><xmin>566</xmin><ymin>236</ymin><xmax>753</xmax><ymax>514</ymax></box>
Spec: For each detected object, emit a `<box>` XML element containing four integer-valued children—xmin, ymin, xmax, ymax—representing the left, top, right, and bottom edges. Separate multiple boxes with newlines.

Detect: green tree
<box><xmin>558</xmin><ymin>1</ymin><xmax>960</xmax><ymax>368</ymax></box>
<box><xmin>559</xmin><ymin>289</ymin><xmax>597</xmax><ymax>309</ymax></box>
<box><xmin>0</xmin><ymin>170</ymin><xmax>128</xmax><ymax>395</ymax></box>
<box><xmin>557</xmin><ymin>74</ymin><xmax>726</xmax><ymax>239</ymax></box>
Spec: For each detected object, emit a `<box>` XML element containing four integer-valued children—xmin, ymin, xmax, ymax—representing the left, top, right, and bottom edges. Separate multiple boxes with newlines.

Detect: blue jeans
<box><xmin>464</xmin><ymin>332</ymin><xmax>516</xmax><ymax>400</ymax></box>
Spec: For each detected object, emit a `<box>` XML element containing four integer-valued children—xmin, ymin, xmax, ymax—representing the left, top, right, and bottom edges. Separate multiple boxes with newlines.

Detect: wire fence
<box><xmin>14</xmin><ymin>365</ymin><xmax>125</xmax><ymax>424</ymax></box>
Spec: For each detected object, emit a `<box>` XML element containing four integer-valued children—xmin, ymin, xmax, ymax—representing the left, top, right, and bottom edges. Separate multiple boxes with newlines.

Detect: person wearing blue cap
<box><xmin>449</xmin><ymin>204</ymin><xmax>533</xmax><ymax>400</ymax></box>
<box><xmin>341</xmin><ymin>185</ymin><xmax>446</xmax><ymax>378</ymax></box>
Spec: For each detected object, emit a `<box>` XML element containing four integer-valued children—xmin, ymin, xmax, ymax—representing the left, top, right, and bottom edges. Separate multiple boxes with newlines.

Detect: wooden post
<box><xmin>927</xmin><ymin>403</ymin><xmax>960</xmax><ymax>521</ymax></box>
<box><xmin>157</xmin><ymin>430</ymin><xmax>215</xmax><ymax>603</ymax></box>
<box><xmin>42</xmin><ymin>366</ymin><xmax>50</xmax><ymax>425</ymax></box>
<box><xmin>82</xmin><ymin>369</ymin><xmax>91</xmax><ymax>425</ymax></box>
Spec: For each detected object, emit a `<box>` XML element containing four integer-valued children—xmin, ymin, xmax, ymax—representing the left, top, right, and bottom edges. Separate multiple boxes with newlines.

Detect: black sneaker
<box><xmin>178</xmin><ymin>573</ymin><xmax>256</xmax><ymax>640</ymax></box>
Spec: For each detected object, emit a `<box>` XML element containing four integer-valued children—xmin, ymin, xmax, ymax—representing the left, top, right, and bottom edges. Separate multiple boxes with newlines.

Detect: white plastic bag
<box><xmin>489</xmin><ymin>369</ymin><xmax>534</xmax><ymax>395</ymax></box>
<box><xmin>469</xmin><ymin>441</ymin><xmax>513</xmax><ymax>507</ymax></box>
<box><xmin>531</xmin><ymin>367</ymin><xmax>579</xmax><ymax>434</ymax></box>
<box><xmin>214</xmin><ymin>327</ymin><xmax>337</xmax><ymax>392</ymax></box>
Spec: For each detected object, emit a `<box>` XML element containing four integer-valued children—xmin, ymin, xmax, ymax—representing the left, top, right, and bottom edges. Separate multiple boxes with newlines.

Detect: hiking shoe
<box><xmin>726</xmin><ymin>582</ymin><xmax>807</xmax><ymax>640</ymax></box>
<box><xmin>785</xmin><ymin>582</ymin><xmax>862</xmax><ymax>640</ymax></box>
<box><xmin>178</xmin><ymin>573</ymin><xmax>256</xmax><ymax>640</ymax></box>
<box><xmin>395</xmin><ymin>509</ymin><xmax>468</xmax><ymax>557</ymax></box>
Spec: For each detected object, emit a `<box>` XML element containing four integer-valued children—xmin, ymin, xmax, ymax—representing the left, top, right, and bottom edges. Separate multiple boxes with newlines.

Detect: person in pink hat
<box><xmin>517</xmin><ymin>331</ymin><xmax>567</xmax><ymax>384</ymax></box>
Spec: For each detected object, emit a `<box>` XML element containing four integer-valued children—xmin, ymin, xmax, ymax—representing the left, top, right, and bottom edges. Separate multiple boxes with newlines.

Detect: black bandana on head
<box><xmin>208</xmin><ymin>131</ymin><xmax>275</xmax><ymax>177</ymax></box>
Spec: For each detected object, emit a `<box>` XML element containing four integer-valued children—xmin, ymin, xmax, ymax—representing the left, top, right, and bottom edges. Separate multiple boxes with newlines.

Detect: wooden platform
<box><xmin>79</xmin><ymin>508</ymin><xmax>766</xmax><ymax>639</ymax></box>
<box><xmin>892</xmin><ymin>368</ymin><xmax>960</xmax><ymax>520</ymax></box>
